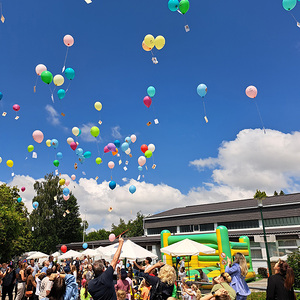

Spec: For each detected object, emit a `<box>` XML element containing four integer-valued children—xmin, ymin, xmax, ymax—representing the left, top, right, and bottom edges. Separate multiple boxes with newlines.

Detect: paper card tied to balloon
<box><xmin>1</xmin><ymin>15</ymin><xmax>5</xmax><ymax>23</ymax></box>
<box><xmin>297</xmin><ymin>22</ymin><xmax>300</xmax><ymax>28</ymax></box>
<box><xmin>129</xmin><ymin>154</ymin><xmax>132</xmax><ymax>158</ymax></box>
<box><xmin>108</xmin><ymin>207</ymin><xmax>113</xmax><ymax>212</ymax></box>
<box><xmin>85</xmin><ymin>0</ymin><xmax>92</xmax><ymax>3</ymax></box>
<box><xmin>154</xmin><ymin>119</ymin><xmax>159</xmax><ymax>124</ymax></box>
<box><xmin>15</xmin><ymin>116</ymin><xmax>19</xmax><ymax>120</ymax></box>
<box><xmin>95</xmin><ymin>176</ymin><xmax>99</xmax><ymax>180</ymax></box>
<box><xmin>2</xmin><ymin>112</ymin><xmax>7</xmax><ymax>117</ymax></box>
<box><xmin>123</xmin><ymin>166</ymin><xmax>127</xmax><ymax>171</ymax></box>
<box><xmin>32</xmin><ymin>152</ymin><xmax>37</xmax><ymax>159</ymax></box>
<box><xmin>119</xmin><ymin>160</ymin><xmax>122</xmax><ymax>165</ymax></box>
<box><xmin>204</xmin><ymin>116</ymin><xmax>208</xmax><ymax>123</ymax></box>
<box><xmin>152</xmin><ymin>164</ymin><xmax>156</xmax><ymax>169</ymax></box>
<box><xmin>185</xmin><ymin>25</ymin><xmax>190</xmax><ymax>32</ymax></box>
<box><xmin>98</xmin><ymin>120</ymin><xmax>102</xmax><ymax>125</ymax></box>
<box><xmin>74</xmin><ymin>163</ymin><xmax>78</xmax><ymax>169</ymax></box>
<box><xmin>147</xmin><ymin>121</ymin><xmax>152</xmax><ymax>126</ymax></box>
<box><xmin>61</xmin><ymin>113</ymin><xmax>65</xmax><ymax>117</ymax></box>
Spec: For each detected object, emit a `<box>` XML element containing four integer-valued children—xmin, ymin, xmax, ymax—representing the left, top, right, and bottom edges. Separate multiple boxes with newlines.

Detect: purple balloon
<box><xmin>107</xmin><ymin>143</ymin><xmax>116</xmax><ymax>152</ymax></box>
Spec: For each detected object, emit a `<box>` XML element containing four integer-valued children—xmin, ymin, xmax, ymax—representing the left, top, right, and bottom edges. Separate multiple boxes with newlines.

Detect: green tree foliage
<box><xmin>86</xmin><ymin>229</ymin><xmax>110</xmax><ymax>241</ymax></box>
<box><xmin>279</xmin><ymin>190</ymin><xmax>285</xmax><ymax>195</ymax></box>
<box><xmin>111</xmin><ymin>218</ymin><xmax>127</xmax><ymax>237</ymax></box>
<box><xmin>273</xmin><ymin>191</ymin><xmax>278</xmax><ymax>196</ymax></box>
<box><xmin>254</xmin><ymin>190</ymin><xmax>267</xmax><ymax>199</ymax></box>
<box><xmin>287</xmin><ymin>249</ymin><xmax>300</xmax><ymax>288</ymax></box>
<box><xmin>127</xmin><ymin>211</ymin><xmax>144</xmax><ymax>237</ymax></box>
<box><xmin>30</xmin><ymin>174</ymin><xmax>83</xmax><ymax>253</ymax></box>
<box><xmin>0</xmin><ymin>184</ymin><xmax>32</xmax><ymax>262</ymax></box>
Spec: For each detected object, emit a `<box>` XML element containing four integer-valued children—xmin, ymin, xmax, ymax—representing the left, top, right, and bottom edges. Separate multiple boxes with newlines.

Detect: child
<box><xmin>117</xmin><ymin>290</ymin><xmax>127</xmax><ymax>300</ymax></box>
<box><xmin>80</xmin><ymin>279</ymin><xmax>91</xmax><ymax>300</ymax></box>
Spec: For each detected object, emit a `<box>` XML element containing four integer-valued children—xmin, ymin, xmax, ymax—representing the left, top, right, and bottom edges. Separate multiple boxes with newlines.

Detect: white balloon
<box><xmin>138</xmin><ymin>156</ymin><xmax>146</xmax><ymax>166</ymax></box>
<box><xmin>148</xmin><ymin>143</ymin><xmax>155</xmax><ymax>152</ymax></box>
<box><xmin>130</xmin><ymin>134</ymin><xmax>137</xmax><ymax>143</ymax></box>
<box><xmin>67</xmin><ymin>137</ymin><xmax>74</xmax><ymax>145</ymax></box>
<box><xmin>0</xmin><ymin>157</ymin><xmax>2</xmax><ymax>163</ymax></box>
<box><xmin>125</xmin><ymin>148</ymin><xmax>131</xmax><ymax>155</ymax></box>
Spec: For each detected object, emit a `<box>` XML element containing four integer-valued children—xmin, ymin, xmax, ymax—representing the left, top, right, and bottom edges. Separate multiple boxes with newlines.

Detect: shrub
<box><xmin>287</xmin><ymin>249</ymin><xmax>300</xmax><ymax>289</ymax></box>
<box><xmin>257</xmin><ymin>267</ymin><xmax>268</xmax><ymax>278</ymax></box>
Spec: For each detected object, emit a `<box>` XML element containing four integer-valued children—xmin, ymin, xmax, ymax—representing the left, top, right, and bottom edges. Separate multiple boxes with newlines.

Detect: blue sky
<box><xmin>1</xmin><ymin>0</ymin><xmax>300</xmax><ymax>230</ymax></box>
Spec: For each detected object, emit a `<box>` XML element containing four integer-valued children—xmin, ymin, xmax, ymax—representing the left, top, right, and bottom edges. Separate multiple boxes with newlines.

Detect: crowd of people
<box><xmin>0</xmin><ymin>240</ymin><xmax>296</xmax><ymax>300</ymax></box>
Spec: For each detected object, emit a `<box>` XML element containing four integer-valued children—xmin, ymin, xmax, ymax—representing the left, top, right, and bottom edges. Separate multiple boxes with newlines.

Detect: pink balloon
<box><xmin>108</xmin><ymin>161</ymin><xmax>115</xmax><ymax>169</ymax></box>
<box><xmin>13</xmin><ymin>104</ymin><xmax>20</xmax><ymax>112</ymax></box>
<box><xmin>104</xmin><ymin>146</ymin><xmax>110</xmax><ymax>153</ymax></box>
<box><xmin>245</xmin><ymin>86</ymin><xmax>258</xmax><ymax>99</ymax></box>
<box><xmin>71</xmin><ymin>174</ymin><xmax>76</xmax><ymax>180</ymax></box>
<box><xmin>63</xmin><ymin>195</ymin><xmax>70</xmax><ymax>201</ymax></box>
<box><xmin>70</xmin><ymin>142</ymin><xmax>77</xmax><ymax>151</ymax></box>
<box><xmin>143</xmin><ymin>96</ymin><xmax>152</xmax><ymax>108</ymax></box>
<box><xmin>138</xmin><ymin>156</ymin><xmax>146</xmax><ymax>166</ymax></box>
<box><xmin>65</xmin><ymin>180</ymin><xmax>70</xmax><ymax>186</ymax></box>
<box><xmin>109</xmin><ymin>233</ymin><xmax>116</xmax><ymax>242</ymax></box>
<box><xmin>32</xmin><ymin>130</ymin><xmax>44</xmax><ymax>144</ymax></box>
<box><xmin>21</xmin><ymin>187</ymin><xmax>25</xmax><ymax>192</ymax></box>
<box><xmin>63</xmin><ymin>35</ymin><xmax>74</xmax><ymax>47</ymax></box>
<box><xmin>35</xmin><ymin>64</ymin><xmax>47</xmax><ymax>76</ymax></box>
<box><xmin>130</xmin><ymin>134</ymin><xmax>137</xmax><ymax>143</ymax></box>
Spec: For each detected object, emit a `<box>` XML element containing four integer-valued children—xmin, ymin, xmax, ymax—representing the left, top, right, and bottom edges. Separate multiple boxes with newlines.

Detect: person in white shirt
<box><xmin>39</xmin><ymin>269</ymin><xmax>53</xmax><ymax>300</ymax></box>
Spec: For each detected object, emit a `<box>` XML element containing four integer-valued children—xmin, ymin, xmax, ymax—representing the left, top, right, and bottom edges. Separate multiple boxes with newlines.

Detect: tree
<box><xmin>86</xmin><ymin>229</ymin><xmax>110</xmax><ymax>241</ymax></box>
<box><xmin>279</xmin><ymin>190</ymin><xmax>285</xmax><ymax>195</ymax></box>
<box><xmin>273</xmin><ymin>191</ymin><xmax>278</xmax><ymax>196</ymax></box>
<box><xmin>111</xmin><ymin>218</ymin><xmax>127</xmax><ymax>237</ymax></box>
<box><xmin>254</xmin><ymin>190</ymin><xmax>267</xmax><ymax>199</ymax></box>
<box><xmin>0</xmin><ymin>184</ymin><xmax>32</xmax><ymax>262</ymax></box>
<box><xmin>127</xmin><ymin>211</ymin><xmax>144</xmax><ymax>237</ymax></box>
<box><xmin>287</xmin><ymin>249</ymin><xmax>300</xmax><ymax>288</ymax></box>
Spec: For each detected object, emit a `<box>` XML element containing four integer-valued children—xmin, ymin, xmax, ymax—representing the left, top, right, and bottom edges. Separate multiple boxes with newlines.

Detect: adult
<box><xmin>28</xmin><ymin>260</ymin><xmax>39</xmax><ymax>277</ymax></box>
<box><xmin>2</xmin><ymin>264</ymin><xmax>16</xmax><ymax>300</ymax></box>
<box><xmin>25</xmin><ymin>268</ymin><xmax>36</xmax><ymax>300</ymax></box>
<box><xmin>133</xmin><ymin>257</ymin><xmax>152</xmax><ymax>273</ymax></box>
<box><xmin>225</xmin><ymin>253</ymin><xmax>250</xmax><ymax>300</ymax></box>
<box><xmin>73</xmin><ymin>258</ymin><xmax>80</xmax><ymax>273</ymax></box>
<box><xmin>85</xmin><ymin>265</ymin><xmax>93</xmax><ymax>282</ymax></box>
<box><xmin>39</xmin><ymin>269</ymin><xmax>53</xmax><ymax>300</ymax></box>
<box><xmin>70</xmin><ymin>266</ymin><xmax>77</xmax><ymax>282</ymax></box>
<box><xmin>178</xmin><ymin>267</ymin><xmax>186</xmax><ymax>281</ymax></box>
<box><xmin>115</xmin><ymin>270</ymin><xmax>130</xmax><ymax>300</ymax></box>
<box><xmin>15</xmin><ymin>263</ymin><xmax>27</xmax><ymax>300</ymax></box>
<box><xmin>198</xmin><ymin>269</ymin><xmax>209</xmax><ymax>283</ymax></box>
<box><xmin>35</xmin><ymin>273</ymin><xmax>46</xmax><ymax>300</ymax></box>
<box><xmin>41</xmin><ymin>261</ymin><xmax>50</xmax><ymax>274</ymax></box>
<box><xmin>179</xmin><ymin>257</ymin><xmax>186</xmax><ymax>270</ymax></box>
<box><xmin>88</xmin><ymin>237</ymin><xmax>124</xmax><ymax>300</ymax></box>
<box><xmin>49</xmin><ymin>256</ymin><xmax>54</xmax><ymax>269</ymax></box>
<box><xmin>48</xmin><ymin>273</ymin><xmax>78</xmax><ymax>300</ymax></box>
<box><xmin>182</xmin><ymin>283</ymin><xmax>201</xmax><ymax>300</ymax></box>
<box><xmin>266</xmin><ymin>259</ymin><xmax>295</xmax><ymax>300</ymax></box>
<box><xmin>211</xmin><ymin>272</ymin><xmax>236</xmax><ymax>300</ymax></box>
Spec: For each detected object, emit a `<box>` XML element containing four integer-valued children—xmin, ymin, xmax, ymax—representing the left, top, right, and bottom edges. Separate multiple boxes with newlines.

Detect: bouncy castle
<box><xmin>161</xmin><ymin>225</ymin><xmax>255</xmax><ymax>288</ymax></box>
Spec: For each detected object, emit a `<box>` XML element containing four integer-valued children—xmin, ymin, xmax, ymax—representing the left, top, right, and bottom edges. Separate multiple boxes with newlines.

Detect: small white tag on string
<box><xmin>152</xmin><ymin>164</ymin><xmax>156</xmax><ymax>169</ymax></box>
<box><xmin>15</xmin><ymin>116</ymin><xmax>19</xmax><ymax>120</ymax></box>
<box><xmin>154</xmin><ymin>119</ymin><xmax>159</xmax><ymax>124</ymax></box>
<box><xmin>25</xmin><ymin>157</ymin><xmax>28</xmax><ymax>160</ymax></box>
<box><xmin>98</xmin><ymin>120</ymin><xmax>102</xmax><ymax>125</ymax></box>
<box><xmin>82</xmin><ymin>171</ymin><xmax>86</xmax><ymax>175</ymax></box>
<box><xmin>32</xmin><ymin>152</ymin><xmax>37</xmax><ymax>158</ymax></box>
<box><xmin>117</xmin><ymin>153</ymin><xmax>120</xmax><ymax>157</ymax></box>
<box><xmin>145</xmin><ymin>166</ymin><xmax>148</xmax><ymax>170</ymax></box>
<box><xmin>63</xmin><ymin>213</ymin><xmax>66</xmax><ymax>217</ymax></box>
<box><xmin>11</xmin><ymin>172</ymin><xmax>15</xmax><ymax>177</ymax></box>
<box><xmin>119</xmin><ymin>159</ymin><xmax>122</xmax><ymax>165</ymax></box>
<box><xmin>62</xmin><ymin>66</ymin><xmax>65</xmax><ymax>73</ymax></box>
<box><xmin>34</xmin><ymin>86</ymin><xmax>36</xmax><ymax>93</ymax></box>
<box><xmin>85</xmin><ymin>0</ymin><xmax>92</xmax><ymax>3</ymax></box>
<box><xmin>137</xmin><ymin>175</ymin><xmax>141</xmax><ymax>181</ymax></box>
<box><xmin>204</xmin><ymin>116</ymin><xmax>208</xmax><ymax>123</ymax></box>
<box><xmin>51</xmin><ymin>94</ymin><xmax>54</xmax><ymax>103</ymax></box>
<box><xmin>95</xmin><ymin>176</ymin><xmax>99</xmax><ymax>180</ymax></box>
<box><xmin>185</xmin><ymin>25</ymin><xmax>190</xmax><ymax>32</ymax></box>
<box><xmin>55</xmin><ymin>169</ymin><xmax>59</xmax><ymax>175</ymax></box>
<box><xmin>152</xmin><ymin>57</ymin><xmax>158</xmax><ymax>64</ymax></box>
<box><xmin>123</xmin><ymin>166</ymin><xmax>127</xmax><ymax>171</ymax></box>
<box><xmin>2</xmin><ymin>112</ymin><xmax>6</xmax><ymax>117</ymax></box>
<box><xmin>297</xmin><ymin>22</ymin><xmax>300</xmax><ymax>28</ymax></box>
<box><xmin>125</xmin><ymin>161</ymin><xmax>129</xmax><ymax>165</ymax></box>
<box><xmin>1</xmin><ymin>15</ymin><xmax>5</xmax><ymax>23</ymax></box>
<box><xmin>32</xmin><ymin>227</ymin><xmax>34</xmax><ymax>231</ymax></box>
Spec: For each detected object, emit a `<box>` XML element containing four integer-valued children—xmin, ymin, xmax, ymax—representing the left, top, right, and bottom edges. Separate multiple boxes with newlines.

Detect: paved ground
<box><xmin>248</xmin><ymin>278</ymin><xmax>268</xmax><ymax>292</ymax></box>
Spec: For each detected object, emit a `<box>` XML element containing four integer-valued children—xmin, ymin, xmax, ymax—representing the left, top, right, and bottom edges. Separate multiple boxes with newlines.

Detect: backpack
<box><xmin>150</xmin><ymin>280</ymin><xmax>164</xmax><ymax>300</ymax></box>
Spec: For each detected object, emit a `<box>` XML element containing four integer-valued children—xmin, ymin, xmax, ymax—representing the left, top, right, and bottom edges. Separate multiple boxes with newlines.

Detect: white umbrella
<box><xmin>101</xmin><ymin>239</ymin><xmax>158</xmax><ymax>261</ymax></box>
<box><xmin>81</xmin><ymin>249</ymin><xmax>98</xmax><ymax>257</ymax></box>
<box><xmin>51</xmin><ymin>251</ymin><xmax>60</xmax><ymax>259</ymax></box>
<box><xmin>58</xmin><ymin>250</ymin><xmax>81</xmax><ymax>260</ymax></box>
<box><xmin>27</xmin><ymin>251</ymin><xmax>49</xmax><ymax>259</ymax></box>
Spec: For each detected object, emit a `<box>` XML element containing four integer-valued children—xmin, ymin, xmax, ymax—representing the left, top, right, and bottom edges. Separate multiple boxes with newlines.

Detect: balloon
<box><xmin>65</xmin><ymin>68</ymin><xmax>75</xmax><ymax>80</ymax></box>
<box><xmin>0</xmin><ymin>92</ymin><xmax>3</xmax><ymax>100</ymax></box>
<box><xmin>114</xmin><ymin>140</ymin><xmax>121</xmax><ymax>148</ymax></box>
<box><xmin>90</xmin><ymin>126</ymin><xmax>100</xmax><ymax>138</ymax></box>
<box><xmin>70</xmin><ymin>142</ymin><xmax>77</xmax><ymax>151</ymax></box>
<box><xmin>148</xmin><ymin>144</ymin><xmax>155</xmax><ymax>152</ymax></box>
<box><xmin>61</xmin><ymin>245</ymin><xmax>67</xmax><ymax>253</ymax></box>
<box><xmin>145</xmin><ymin>150</ymin><xmax>152</xmax><ymax>158</ymax></box>
<box><xmin>109</xmin><ymin>233</ymin><xmax>116</xmax><ymax>242</ymax></box>
<box><xmin>197</xmin><ymin>84</ymin><xmax>208</xmax><ymax>97</ymax></box>
<box><xmin>0</xmin><ymin>157</ymin><xmax>2</xmax><ymax>163</ymax></box>
<box><xmin>65</xmin><ymin>180</ymin><xmax>70</xmax><ymax>186</ymax></box>
<box><xmin>83</xmin><ymin>243</ymin><xmax>88</xmax><ymax>249</ymax></box>
<box><xmin>21</xmin><ymin>187</ymin><xmax>25</xmax><ymax>192</ymax></box>
<box><xmin>147</xmin><ymin>86</ymin><xmax>156</xmax><ymax>97</ymax></box>
<box><xmin>33</xmin><ymin>201</ymin><xmax>39</xmax><ymax>209</ymax></box>
<box><xmin>57</xmin><ymin>89</ymin><xmax>66</xmax><ymax>100</ymax></box>
<box><xmin>142</xmin><ymin>41</ymin><xmax>152</xmax><ymax>51</ymax></box>
<box><xmin>94</xmin><ymin>102</ymin><xmax>102</xmax><ymax>111</ymax></box>
<box><xmin>63</xmin><ymin>188</ymin><xmax>70</xmax><ymax>196</ymax></box>
<box><xmin>131</xmin><ymin>134</ymin><xmax>137</xmax><ymax>143</ymax></box>
<box><xmin>79</xmin><ymin>156</ymin><xmax>85</xmax><ymax>164</ymax></box>
<box><xmin>125</xmin><ymin>148</ymin><xmax>131</xmax><ymax>155</ymax></box>
<box><xmin>108</xmin><ymin>161</ymin><xmax>115</xmax><ymax>169</ymax></box>
<box><xmin>32</xmin><ymin>130</ymin><xmax>44</xmax><ymax>144</ymax></box>
<box><xmin>35</xmin><ymin>64</ymin><xmax>47</xmax><ymax>76</ymax></box>
<box><xmin>138</xmin><ymin>156</ymin><xmax>146</xmax><ymax>166</ymax></box>
<box><xmin>53</xmin><ymin>160</ymin><xmax>59</xmax><ymax>167</ymax></box>
<box><xmin>245</xmin><ymin>85</ymin><xmax>258</xmax><ymax>99</ymax></box>
<box><xmin>121</xmin><ymin>142</ymin><xmax>129</xmax><ymax>152</ymax></box>
<box><xmin>59</xmin><ymin>178</ymin><xmax>65</xmax><ymax>186</ymax></box>
<box><xmin>53</xmin><ymin>74</ymin><xmax>64</xmax><ymax>86</ymax></box>
<box><xmin>41</xmin><ymin>71</ymin><xmax>53</xmax><ymax>84</ymax></box>
<box><xmin>71</xmin><ymin>174</ymin><xmax>76</xmax><ymax>180</ymax></box>
<box><xmin>6</xmin><ymin>160</ymin><xmax>13</xmax><ymax>168</ymax></box>
<box><xmin>63</xmin><ymin>35</ymin><xmax>74</xmax><ymax>47</ymax></box>
<box><xmin>144</xmin><ymin>34</ymin><xmax>155</xmax><ymax>48</ymax></box>
<box><xmin>72</xmin><ymin>127</ymin><xmax>80</xmax><ymax>137</ymax></box>
<box><xmin>51</xmin><ymin>139</ymin><xmax>59</xmax><ymax>149</ymax></box>
<box><xmin>125</xmin><ymin>137</ymin><xmax>131</xmax><ymax>144</ymax></box>
<box><xmin>107</xmin><ymin>143</ymin><xmax>116</xmax><ymax>152</ymax></box>
<box><xmin>63</xmin><ymin>195</ymin><xmax>69</xmax><ymax>200</ymax></box>
<box><xmin>168</xmin><ymin>0</ymin><xmax>180</xmax><ymax>11</ymax></box>
<box><xmin>75</xmin><ymin>148</ymin><xmax>83</xmax><ymax>156</ymax></box>
<box><xmin>143</xmin><ymin>96</ymin><xmax>152</xmax><ymax>108</ymax></box>
<box><xmin>84</xmin><ymin>151</ymin><xmax>92</xmax><ymax>158</ymax></box>
<box><xmin>141</xmin><ymin>144</ymin><xmax>148</xmax><ymax>153</ymax></box>
<box><xmin>282</xmin><ymin>0</ymin><xmax>297</xmax><ymax>10</ymax></box>
<box><xmin>104</xmin><ymin>146</ymin><xmax>109</xmax><ymax>153</ymax></box>
<box><xmin>46</xmin><ymin>139</ymin><xmax>51</xmax><ymax>147</ymax></box>
<box><xmin>13</xmin><ymin>104</ymin><xmax>20</xmax><ymax>112</ymax></box>
<box><xmin>109</xmin><ymin>181</ymin><xmax>116</xmax><ymax>190</ymax></box>
<box><xmin>129</xmin><ymin>185</ymin><xmax>136</xmax><ymax>194</ymax></box>
<box><xmin>17</xmin><ymin>197</ymin><xmax>22</xmax><ymax>203</ymax></box>
<box><xmin>138</xmin><ymin>166</ymin><xmax>143</xmax><ymax>171</ymax></box>
<box><xmin>154</xmin><ymin>36</ymin><xmax>165</xmax><ymax>50</ymax></box>
<box><xmin>112</xmin><ymin>148</ymin><xmax>119</xmax><ymax>156</ymax></box>
<box><xmin>179</xmin><ymin>0</ymin><xmax>190</xmax><ymax>14</ymax></box>
<box><xmin>96</xmin><ymin>157</ymin><xmax>102</xmax><ymax>164</ymax></box>
<box><xmin>67</xmin><ymin>137</ymin><xmax>74</xmax><ymax>145</ymax></box>
<box><xmin>57</xmin><ymin>152</ymin><xmax>63</xmax><ymax>160</ymax></box>
<box><xmin>28</xmin><ymin>145</ymin><xmax>34</xmax><ymax>152</ymax></box>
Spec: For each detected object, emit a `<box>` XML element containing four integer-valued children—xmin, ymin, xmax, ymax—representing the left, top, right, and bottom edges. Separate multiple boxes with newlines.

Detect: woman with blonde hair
<box><xmin>182</xmin><ymin>283</ymin><xmax>202</xmax><ymax>300</ymax></box>
<box><xmin>225</xmin><ymin>253</ymin><xmax>250</xmax><ymax>300</ymax></box>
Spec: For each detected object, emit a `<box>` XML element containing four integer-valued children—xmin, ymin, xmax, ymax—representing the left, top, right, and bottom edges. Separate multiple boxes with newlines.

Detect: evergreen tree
<box><xmin>273</xmin><ymin>191</ymin><xmax>278</xmax><ymax>196</ymax></box>
<box><xmin>254</xmin><ymin>189</ymin><xmax>267</xmax><ymax>199</ymax></box>
<box><xmin>85</xmin><ymin>229</ymin><xmax>110</xmax><ymax>241</ymax></box>
<box><xmin>279</xmin><ymin>190</ymin><xmax>285</xmax><ymax>195</ymax></box>
<box><xmin>127</xmin><ymin>211</ymin><xmax>144</xmax><ymax>237</ymax></box>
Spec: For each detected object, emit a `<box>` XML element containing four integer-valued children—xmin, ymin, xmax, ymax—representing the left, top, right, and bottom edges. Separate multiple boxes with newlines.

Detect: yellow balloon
<box><xmin>6</xmin><ymin>160</ymin><xmax>13</xmax><ymax>168</ymax></box>
<box><xmin>142</xmin><ymin>41</ymin><xmax>152</xmax><ymax>52</ymax></box>
<box><xmin>154</xmin><ymin>36</ymin><xmax>165</xmax><ymax>50</ymax></box>
<box><xmin>72</xmin><ymin>127</ymin><xmax>80</xmax><ymax>137</ymax></box>
<box><xmin>59</xmin><ymin>178</ymin><xmax>65</xmax><ymax>186</ymax></box>
<box><xmin>46</xmin><ymin>139</ymin><xmax>51</xmax><ymax>147</ymax></box>
<box><xmin>53</xmin><ymin>75</ymin><xmax>64</xmax><ymax>86</ymax></box>
<box><xmin>144</xmin><ymin>34</ymin><xmax>155</xmax><ymax>48</ymax></box>
<box><xmin>0</xmin><ymin>157</ymin><xmax>2</xmax><ymax>163</ymax></box>
<box><xmin>94</xmin><ymin>102</ymin><xmax>102</xmax><ymax>111</ymax></box>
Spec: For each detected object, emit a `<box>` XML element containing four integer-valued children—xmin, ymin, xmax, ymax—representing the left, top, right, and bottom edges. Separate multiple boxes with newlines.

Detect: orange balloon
<box><xmin>142</xmin><ymin>41</ymin><xmax>152</xmax><ymax>52</ymax></box>
<box><xmin>112</xmin><ymin>148</ymin><xmax>119</xmax><ymax>156</ymax></box>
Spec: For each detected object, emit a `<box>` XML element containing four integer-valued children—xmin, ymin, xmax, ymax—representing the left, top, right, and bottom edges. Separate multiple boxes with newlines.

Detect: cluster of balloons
<box><xmin>104</xmin><ymin>134</ymin><xmax>137</xmax><ymax>157</ymax></box>
<box><xmin>142</xmin><ymin>35</ymin><xmax>165</xmax><ymax>51</ymax></box>
<box><xmin>143</xmin><ymin>86</ymin><xmax>156</xmax><ymax>108</ymax></box>
<box><xmin>168</xmin><ymin>0</ymin><xmax>190</xmax><ymax>14</ymax></box>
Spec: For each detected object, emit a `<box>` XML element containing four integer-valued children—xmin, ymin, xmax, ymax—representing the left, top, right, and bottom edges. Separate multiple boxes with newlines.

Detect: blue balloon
<box><xmin>57</xmin><ymin>152</ymin><xmax>63</xmax><ymax>160</ymax></box>
<box><xmin>82</xmin><ymin>243</ymin><xmax>88</xmax><ymax>249</ymax></box>
<box><xmin>0</xmin><ymin>92</ymin><xmax>3</xmax><ymax>100</ymax></box>
<box><xmin>33</xmin><ymin>201</ymin><xmax>39</xmax><ymax>209</ymax></box>
<box><xmin>76</xmin><ymin>148</ymin><xmax>84</xmax><ymax>156</ymax></box>
<box><xmin>138</xmin><ymin>166</ymin><xmax>143</xmax><ymax>171</ymax></box>
<box><xmin>17</xmin><ymin>197</ymin><xmax>22</xmax><ymax>203</ymax></box>
<box><xmin>168</xmin><ymin>0</ymin><xmax>179</xmax><ymax>11</ymax></box>
<box><xmin>63</xmin><ymin>188</ymin><xmax>70</xmax><ymax>196</ymax></box>
<box><xmin>197</xmin><ymin>84</ymin><xmax>208</xmax><ymax>98</ymax></box>
<box><xmin>79</xmin><ymin>156</ymin><xmax>85</xmax><ymax>164</ymax></box>
<box><xmin>125</xmin><ymin>137</ymin><xmax>131</xmax><ymax>144</ymax></box>
<box><xmin>84</xmin><ymin>151</ymin><xmax>92</xmax><ymax>158</ymax></box>
<box><xmin>129</xmin><ymin>185</ymin><xmax>136</xmax><ymax>194</ymax></box>
<box><xmin>114</xmin><ymin>140</ymin><xmax>121</xmax><ymax>148</ymax></box>
<box><xmin>109</xmin><ymin>181</ymin><xmax>116</xmax><ymax>190</ymax></box>
<box><xmin>78</xmin><ymin>128</ymin><xmax>81</xmax><ymax>137</ymax></box>
<box><xmin>121</xmin><ymin>142</ymin><xmax>129</xmax><ymax>152</ymax></box>
<box><xmin>51</xmin><ymin>139</ymin><xmax>59</xmax><ymax>149</ymax></box>
<box><xmin>65</xmin><ymin>68</ymin><xmax>75</xmax><ymax>80</ymax></box>
<box><xmin>57</xmin><ymin>89</ymin><xmax>66</xmax><ymax>100</ymax></box>
<box><xmin>147</xmin><ymin>86</ymin><xmax>156</xmax><ymax>97</ymax></box>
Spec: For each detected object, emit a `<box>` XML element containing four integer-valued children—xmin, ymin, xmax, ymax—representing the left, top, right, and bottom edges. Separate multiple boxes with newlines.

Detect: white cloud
<box><xmin>80</xmin><ymin>123</ymin><xmax>102</xmax><ymax>143</ymax></box>
<box><xmin>45</xmin><ymin>105</ymin><xmax>68</xmax><ymax>131</ymax></box>
<box><xmin>111</xmin><ymin>126</ymin><xmax>122</xmax><ymax>139</ymax></box>
<box><xmin>122</xmin><ymin>178</ymin><xmax>128</xmax><ymax>182</ymax></box>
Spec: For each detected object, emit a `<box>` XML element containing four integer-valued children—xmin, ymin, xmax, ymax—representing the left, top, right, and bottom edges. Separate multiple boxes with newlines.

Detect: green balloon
<box><xmin>179</xmin><ymin>0</ymin><xmax>190</xmax><ymax>14</ymax></box>
<box><xmin>90</xmin><ymin>126</ymin><xmax>100</xmax><ymax>138</ymax></box>
<box><xmin>96</xmin><ymin>157</ymin><xmax>102</xmax><ymax>164</ymax></box>
<box><xmin>145</xmin><ymin>150</ymin><xmax>153</xmax><ymax>158</ymax></box>
<box><xmin>282</xmin><ymin>0</ymin><xmax>296</xmax><ymax>11</ymax></box>
<box><xmin>41</xmin><ymin>71</ymin><xmax>53</xmax><ymax>84</ymax></box>
<box><xmin>53</xmin><ymin>160</ymin><xmax>59</xmax><ymax>167</ymax></box>
<box><xmin>27</xmin><ymin>145</ymin><xmax>34</xmax><ymax>153</ymax></box>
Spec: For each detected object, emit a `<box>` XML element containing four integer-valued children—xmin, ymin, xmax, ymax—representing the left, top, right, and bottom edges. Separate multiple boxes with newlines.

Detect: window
<box><xmin>146</xmin><ymin>245</ymin><xmax>152</xmax><ymax>251</ymax></box>
<box><xmin>278</xmin><ymin>240</ymin><xmax>297</xmax><ymax>247</ymax></box>
<box><xmin>200</xmin><ymin>223</ymin><xmax>214</xmax><ymax>231</ymax></box>
<box><xmin>218</xmin><ymin>220</ymin><xmax>259</xmax><ymax>230</ymax></box>
<box><xmin>265</xmin><ymin>216</ymin><xmax>300</xmax><ymax>227</ymax></box>
<box><xmin>147</xmin><ymin>227</ymin><xmax>177</xmax><ymax>235</ymax></box>
<box><xmin>250</xmin><ymin>241</ymin><xmax>261</xmax><ymax>247</ymax></box>
<box><xmin>193</xmin><ymin>225</ymin><xmax>199</xmax><ymax>231</ymax></box>
<box><xmin>180</xmin><ymin>225</ymin><xmax>193</xmax><ymax>233</ymax></box>
<box><xmin>251</xmin><ymin>249</ymin><xmax>263</xmax><ymax>259</ymax></box>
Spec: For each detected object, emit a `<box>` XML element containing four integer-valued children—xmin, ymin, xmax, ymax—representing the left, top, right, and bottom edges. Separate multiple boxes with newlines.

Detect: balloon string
<box><xmin>202</xmin><ymin>99</ymin><xmax>207</xmax><ymax>116</ymax></box>
<box><xmin>150</xmin><ymin>49</ymin><xmax>154</xmax><ymax>57</ymax></box>
<box><xmin>96</xmin><ymin>139</ymin><xmax>100</xmax><ymax>156</ymax></box>
<box><xmin>65</xmin><ymin>82</ymin><xmax>71</xmax><ymax>93</ymax></box>
<box><xmin>290</xmin><ymin>12</ymin><xmax>298</xmax><ymax>23</ymax></box>
<box><xmin>62</xmin><ymin>47</ymin><xmax>69</xmax><ymax>73</ymax></box>
<box><xmin>254</xmin><ymin>101</ymin><xmax>266</xmax><ymax>134</ymax></box>
<box><xmin>34</xmin><ymin>75</ymin><xmax>38</xmax><ymax>92</ymax></box>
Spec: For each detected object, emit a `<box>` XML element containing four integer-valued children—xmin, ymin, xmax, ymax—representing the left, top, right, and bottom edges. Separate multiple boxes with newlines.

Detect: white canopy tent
<box><xmin>58</xmin><ymin>250</ymin><xmax>82</xmax><ymax>260</ymax></box>
<box><xmin>81</xmin><ymin>249</ymin><xmax>99</xmax><ymax>257</ymax></box>
<box><xmin>27</xmin><ymin>251</ymin><xmax>49</xmax><ymax>260</ymax></box>
<box><xmin>51</xmin><ymin>251</ymin><xmax>61</xmax><ymax>259</ymax></box>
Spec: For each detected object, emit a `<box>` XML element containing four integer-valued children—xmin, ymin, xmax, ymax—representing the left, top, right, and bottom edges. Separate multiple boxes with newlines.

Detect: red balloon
<box><xmin>143</xmin><ymin>96</ymin><xmax>152</xmax><ymax>108</ymax></box>
<box><xmin>70</xmin><ymin>142</ymin><xmax>77</xmax><ymax>151</ymax></box>
<box><xmin>61</xmin><ymin>245</ymin><xmax>67</xmax><ymax>253</ymax></box>
<box><xmin>13</xmin><ymin>104</ymin><xmax>20</xmax><ymax>112</ymax></box>
<box><xmin>104</xmin><ymin>146</ymin><xmax>109</xmax><ymax>153</ymax></box>
<box><xmin>141</xmin><ymin>144</ymin><xmax>148</xmax><ymax>153</ymax></box>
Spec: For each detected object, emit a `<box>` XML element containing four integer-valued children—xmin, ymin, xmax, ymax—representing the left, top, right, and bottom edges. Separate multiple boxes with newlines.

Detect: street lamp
<box><xmin>257</xmin><ymin>198</ymin><xmax>272</xmax><ymax>275</ymax></box>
